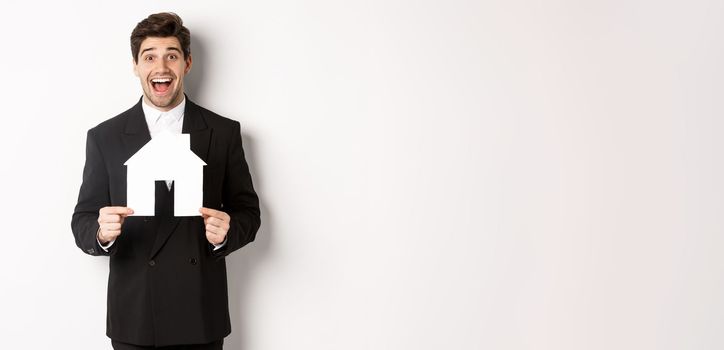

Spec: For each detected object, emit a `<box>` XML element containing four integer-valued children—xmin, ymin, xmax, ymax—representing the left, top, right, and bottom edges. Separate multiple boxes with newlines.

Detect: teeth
<box><xmin>151</xmin><ymin>78</ymin><xmax>172</xmax><ymax>83</ymax></box>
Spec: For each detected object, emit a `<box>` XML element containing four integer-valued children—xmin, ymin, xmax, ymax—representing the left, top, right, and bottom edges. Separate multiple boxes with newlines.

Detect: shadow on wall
<box><xmin>186</xmin><ymin>32</ymin><xmax>208</xmax><ymax>102</ymax></box>
<box><xmin>185</xmin><ymin>33</ymin><xmax>272</xmax><ymax>350</ymax></box>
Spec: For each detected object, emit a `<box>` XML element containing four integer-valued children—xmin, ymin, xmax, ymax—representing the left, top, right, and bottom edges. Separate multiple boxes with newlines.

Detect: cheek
<box><xmin>175</xmin><ymin>63</ymin><xmax>188</xmax><ymax>76</ymax></box>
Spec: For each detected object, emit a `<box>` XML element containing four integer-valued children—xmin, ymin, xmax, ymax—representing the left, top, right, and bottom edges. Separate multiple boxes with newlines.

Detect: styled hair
<box><xmin>130</xmin><ymin>12</ymin><xmax>191</xmax><ymax>63</ymax></box>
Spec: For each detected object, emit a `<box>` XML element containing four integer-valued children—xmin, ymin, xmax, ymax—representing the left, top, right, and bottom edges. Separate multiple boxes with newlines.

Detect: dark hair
<box><xmin>130</xmin><ymin>12</ymin><xmax>191</xmax><ymax>63</ymax></box>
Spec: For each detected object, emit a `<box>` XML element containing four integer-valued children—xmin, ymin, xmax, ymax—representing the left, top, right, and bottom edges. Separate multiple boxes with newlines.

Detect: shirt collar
<box><xmin>142</xmin><ymin>96</ymin><xmax>186</xmax><ymax>126</ymax></box>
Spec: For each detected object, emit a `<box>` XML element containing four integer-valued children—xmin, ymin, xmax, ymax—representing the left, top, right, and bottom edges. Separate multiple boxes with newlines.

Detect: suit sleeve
<box><xmin>71</xmin><ymin>128</ymin><xmax>114</xmax><ymax>256</ymax></box>
<box><xmin>212</xmin><ymin>121</ymin><xmax>261</xmax><ymax>258</ymax></box>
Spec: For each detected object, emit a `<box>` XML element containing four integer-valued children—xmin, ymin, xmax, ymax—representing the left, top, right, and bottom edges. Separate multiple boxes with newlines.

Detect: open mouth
<box><xmin>150</xmin><ymin>77</ymin><xmax>173</xmax><ymax>94</ymax></box>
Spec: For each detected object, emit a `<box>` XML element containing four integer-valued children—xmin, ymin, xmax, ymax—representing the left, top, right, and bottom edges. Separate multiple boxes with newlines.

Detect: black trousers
<box><xmin>111</xmin><ymin>339</ymin><xmax>223</xmax><ymax>350</ymax></box>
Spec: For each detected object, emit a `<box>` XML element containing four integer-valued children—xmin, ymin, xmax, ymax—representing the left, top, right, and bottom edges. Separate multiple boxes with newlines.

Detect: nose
<box><xmin>154</xmin><ymin>57</ymin><xmax>170</xmax><ymax>71</ymax></box>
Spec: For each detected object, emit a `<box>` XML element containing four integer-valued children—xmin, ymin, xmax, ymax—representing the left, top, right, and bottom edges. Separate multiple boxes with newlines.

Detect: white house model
<box><xmin>124</xmin><ymin>130</ymin><xmax>206</xmax><ymax>216</ymax></box>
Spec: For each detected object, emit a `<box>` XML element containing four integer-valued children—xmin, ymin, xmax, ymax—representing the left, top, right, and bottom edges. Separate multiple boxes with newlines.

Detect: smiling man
<box><xmin>134</xmin><ymin>36</ymin><xmax>189</xmax><ymax>110</ymax></box>
<box><xmin>71</xmin><ymin>13</ymin><xmax>260</xmax><ymax>350</ymax></box>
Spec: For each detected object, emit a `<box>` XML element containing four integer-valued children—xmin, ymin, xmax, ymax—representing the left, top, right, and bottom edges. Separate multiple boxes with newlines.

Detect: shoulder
<box><xmin>192</xmin><ymin>102</ymin><xmax>241</xmax><ymax>130</ymax></box>
<box><xmin>87</xmin><ymin>101</ymin><xmax>141</xmax><ymax>138</ymax></box>
<box><xmin>188</xmin><ymin>101</ymin><xmax>243</xmax><ymax>143</ymax></box>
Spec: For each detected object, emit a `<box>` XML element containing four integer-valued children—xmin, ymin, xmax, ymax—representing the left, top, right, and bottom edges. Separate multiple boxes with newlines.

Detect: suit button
<box><xmin>148</xmin><ymin>260</ymin><xmax>156</xmax><ymax>267</ymax></box>
<box><xmin>189</xmin><ymin>258</ymin><xmax>198</xmax><ymax>265</ymax></box>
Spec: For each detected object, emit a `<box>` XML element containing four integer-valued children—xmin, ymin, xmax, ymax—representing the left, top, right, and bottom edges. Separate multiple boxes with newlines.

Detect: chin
<box><xmin>146</xmin><ymin>91</ymin><xmax>179</xmax><ymax>109</ymax></box>
<box><xmin>156</xmin><ymin>97</ymin><xmax>174</xmax><ymax>107</ymax></box>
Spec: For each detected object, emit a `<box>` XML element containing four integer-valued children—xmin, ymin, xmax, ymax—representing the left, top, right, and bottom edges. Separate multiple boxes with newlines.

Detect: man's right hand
<box><xmin>97</xmin><ymin>207</ymin><xmax>134</xmax><ymax>244</ymax></box>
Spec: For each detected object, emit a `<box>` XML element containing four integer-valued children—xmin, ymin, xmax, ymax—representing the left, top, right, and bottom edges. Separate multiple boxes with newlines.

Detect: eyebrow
<box><xmin>140</xmin><ymin>47</ymin><xmax>183</xmax><ymax>55</ymax></box>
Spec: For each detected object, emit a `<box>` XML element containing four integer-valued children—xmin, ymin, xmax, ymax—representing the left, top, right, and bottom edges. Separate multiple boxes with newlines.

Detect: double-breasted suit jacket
<box><xmin>71</xmin><ymin>97</ymin><xmax>261</xmax><ymax>347</ymax></box>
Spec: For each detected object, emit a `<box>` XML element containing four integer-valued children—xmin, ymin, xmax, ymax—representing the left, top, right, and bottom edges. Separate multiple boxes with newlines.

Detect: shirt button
<box><xmin>148</xmin><ymin>260</ymin><xmax>156</xmax><ymax>267</ymax></box>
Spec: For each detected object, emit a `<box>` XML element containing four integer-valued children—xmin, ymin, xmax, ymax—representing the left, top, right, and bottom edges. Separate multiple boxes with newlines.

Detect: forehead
<box><xmin>139</xmin><ymin>36</ymin><xmax>182</xmax><ymax>52</ymax></box>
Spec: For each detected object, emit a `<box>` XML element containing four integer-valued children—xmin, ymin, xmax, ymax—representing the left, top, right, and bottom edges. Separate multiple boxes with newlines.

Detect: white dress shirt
<box><xmin>143</xmin><ymin>97</ymin><xmax>185</xmax><ymax>190</ymax></box>
<box><xmin>99</xmin><ymin>97</ymin><xmax>227</xmax><ymax>251</ymax></box>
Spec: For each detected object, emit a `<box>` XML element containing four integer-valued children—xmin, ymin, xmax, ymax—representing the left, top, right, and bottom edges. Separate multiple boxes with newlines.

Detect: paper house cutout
<box><xmin>124</xmin><ymin>130</ymin><xmax>206</xmax><ymax>216</ymax></box>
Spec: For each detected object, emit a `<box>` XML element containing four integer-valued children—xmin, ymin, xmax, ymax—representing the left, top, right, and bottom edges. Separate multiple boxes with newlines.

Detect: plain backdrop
<box><xmin>0</xmin><ymin>1</ymin><xmax>723</xmax><ymax>349</ymax></box>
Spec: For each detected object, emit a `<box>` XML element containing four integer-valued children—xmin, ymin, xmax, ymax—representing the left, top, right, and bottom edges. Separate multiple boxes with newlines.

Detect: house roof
<box><xmin>125</xmin><ymin>130</ymin><xmax>206</xmax><ymax>167</ymax></box>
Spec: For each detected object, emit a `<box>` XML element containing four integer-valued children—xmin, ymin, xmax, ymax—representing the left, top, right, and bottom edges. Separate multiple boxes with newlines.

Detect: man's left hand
<box><xmin>199</xmin><ymin>207</ymin><xmax>231</xmax><ymax>245</ymax></box>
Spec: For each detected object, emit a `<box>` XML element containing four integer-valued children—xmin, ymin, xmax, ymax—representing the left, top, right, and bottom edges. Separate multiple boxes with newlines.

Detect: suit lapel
<box><xmin>149</xmin><ymin>213</ymin><xmax>181</xmax><ymax>259</ymax></box>
<box><xmin>121</xmin><ymin>98</ymin><xmax>152</xmax><ymax>166</ymax></box>
<box><xmin>184</xmin><ymin>99</ymin><xmax>212</xmax><ymax>162</ymax></box>
<box><xmin>149</xmin><ymin>97</ymin><xmax>211</xmax><ymax>259</ymax></box>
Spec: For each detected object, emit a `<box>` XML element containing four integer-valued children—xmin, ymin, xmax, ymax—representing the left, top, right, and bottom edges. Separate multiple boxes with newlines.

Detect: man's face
<box><xmin>133</xmin><ymin>36</ymin><xmax>192</xmax><ymax>111</ymax></box>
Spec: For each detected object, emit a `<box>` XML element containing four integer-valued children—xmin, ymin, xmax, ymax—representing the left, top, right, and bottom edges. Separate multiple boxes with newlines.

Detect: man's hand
<box><xmin>97</xmin><ymin>207</ymin><xmax>134</xmax><ymax>244</ymax></box>
<box><xmin>200</xmin><ymin>207</ymin><xmax>231</xmax><ymax>245</ymax></box>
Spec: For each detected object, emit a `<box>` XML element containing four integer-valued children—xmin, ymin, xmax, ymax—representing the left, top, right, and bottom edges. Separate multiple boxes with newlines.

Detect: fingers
<box><xmin>203</xmin><ymin>213</ymin><xmax>230</xmax><ymax>236</ymax></box>
<box><xmin>205</xmin><ymin>222</ymin><xmax>227</xmax><ymax>235</ymax></box>
<box><xmin>99</xmin><ymin>207</ymin><xmax>133</xmax><ymax>224</ymax></box>
<box><xmin>200</xmin><ymin>207</ymin><xmax>231</xmax><ymax>245</ymax></box>
<box><xmin>206</xmin><ymin>231</ymin><xmax>225</xmax><ymax>245</ymax></box>
<box><xmin>100</xmin><ymin>206</ymin><xmax>134</xmax><ymax>216</ymax></box>
<box><xmin>98</xmin><ymin>223</ymin><xmax>121</xmax><ymax>243</ymax></box>
<box><xmin>97</xmin><ymin>206</ymin><xmax>134</xmax><ymax>243</ymax></box>
<box><xmin>204</xmin><ymin>216</ymin><xmax>230</xmax><ymax>230</ymax></box>
<box><xmin>103</xmin><ymin>222</ymin><xmax>122</xmax><ymax>231</ymax></box>
<box><xmin>99</xmin><ymin>224</ymin><xmax>121</xmax><ymax>241</ymax></box>
<box><xmin>199</xmin><ymin>207</ymin><xmax>230</xmax><ymax>221</ymax></box>
<box><xmin>99</xmin><ymin>207</ymin><xmax>133</xmax><ymax>223</ymax></box>
<box><xmin>99</xmin><ymin>213</ymin><xmax>123</xmax><ymax>224</ymax></box>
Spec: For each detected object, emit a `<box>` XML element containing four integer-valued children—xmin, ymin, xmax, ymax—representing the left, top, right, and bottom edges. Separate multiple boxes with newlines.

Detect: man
<box><xmin>71</xmin><ymin>12</ymin><xmax>260</xmax><ymax>349</ymax></box>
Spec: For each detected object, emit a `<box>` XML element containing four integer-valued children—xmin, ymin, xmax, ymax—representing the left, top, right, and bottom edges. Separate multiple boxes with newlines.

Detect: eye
<box><xmin>144</xmin><ymin>56</ymin><xmax>154</xmax><ymax>62</ymax></box>
<box><xmin>169</xmin><ymin>54</ymin><xmax>177</xmax><ymax>60</ymax></box>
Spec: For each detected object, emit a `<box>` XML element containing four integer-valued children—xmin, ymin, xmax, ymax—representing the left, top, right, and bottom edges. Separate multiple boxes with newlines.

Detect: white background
<box><xmin>0</xmin><ymin>1</ymin><xmax>722</xmax><ymax>349</ymax></box>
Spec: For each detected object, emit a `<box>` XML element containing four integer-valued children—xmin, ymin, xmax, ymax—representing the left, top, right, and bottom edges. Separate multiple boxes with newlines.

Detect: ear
<box><xmin>184</xmin><ymin>54</ymin><xmax>193</xmax><ymax>75</ymax></box>
<box><xmin>132</xmin><ymin>58</ymin><xmax>139</xmax><ymax>77</ymax></box>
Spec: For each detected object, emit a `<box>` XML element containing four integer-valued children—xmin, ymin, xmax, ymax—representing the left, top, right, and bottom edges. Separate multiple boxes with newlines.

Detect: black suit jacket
<box><xmin>71</xmin><ymin>97</ymin><xmax>261</xmax><ymax>346</ymax></box>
